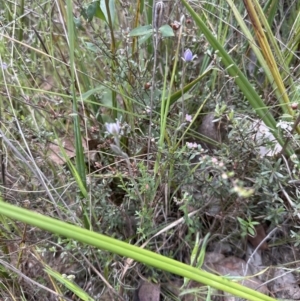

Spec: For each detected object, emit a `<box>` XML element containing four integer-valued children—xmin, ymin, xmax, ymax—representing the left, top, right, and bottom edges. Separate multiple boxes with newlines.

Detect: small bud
<box><xmin>171</xmin><ymin>21</ymin><xmax>181</xmax><ymax>31</ymax></box>
<box><xmin>291</xmin><ymin>103</ymin><xmax>298</xmax><ymax>110</ymax></box>
<box><xmin>186</xmin><ymin>18</ymin><xmax>192</xmax><ymax>25</ymax></box>
<box><xmin>144</xmin><ymin>82</ymin><xmax>151</xmax><ymax>89</ymax></box>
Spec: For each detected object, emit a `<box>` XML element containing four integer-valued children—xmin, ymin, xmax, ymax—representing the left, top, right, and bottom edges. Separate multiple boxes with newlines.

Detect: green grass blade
<box><xmin>0</xmin><ymin>200</ymin><xmax>277</xmax><ymax>301</ymax></box>
<box><xmin>45</xmin><ymin>266</ymin><xmax>95</xmax><ymax>301</ymax></box>
<box><xmin>66</xmin><ymin>0</ymin><xmax>87</xmax><ymax>189</ymax></box>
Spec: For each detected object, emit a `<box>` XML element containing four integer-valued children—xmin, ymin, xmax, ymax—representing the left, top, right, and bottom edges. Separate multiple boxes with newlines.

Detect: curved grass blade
<box><xmin>0</xmin><ymin>200</ymin><xmax>277</xmax><ymax>301</ymax></box>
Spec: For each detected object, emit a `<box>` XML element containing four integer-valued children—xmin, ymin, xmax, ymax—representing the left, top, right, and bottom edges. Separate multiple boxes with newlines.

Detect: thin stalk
<box><xmin>66</xmin><ymin>0</ymin><xmax>89</xmax><ymax>229</ymax></box>
<box><xmin>105</xmin><ymin>0</ymin><xmax>118</xmax><ymax>120</ymax></box>
<box><xmin>148</xmin><ymin>1</ymin><xmax>164</xmax><ymax>167</ymax></box>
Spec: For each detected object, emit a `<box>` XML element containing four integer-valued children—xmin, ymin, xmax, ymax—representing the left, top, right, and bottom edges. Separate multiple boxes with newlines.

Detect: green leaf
<box><xmin>237</xmin><ymin>217</ymin><xmax>246</xmax><ymax>226</ymax></box>
<box><xmin>82</xmin><ymin>1</ymin><xmax>105</xmax><ymax>22</ymax></box>
<box><xmin>74</xmin><ymin>17</ymin><xmax>84</xmax><ymax>30</ymax></box>
<box><xmin>159</xmin><ymin>24</ymin><xmax>175</xmax><ymax>37</ymax></box>
<box><xmin>248</xmin><ymin>227</ymin><xmax>256</xmax><ymax>237</ymax></box>
<box><xmin>139</xmin><ymin>32</ymin><xmax>153</xmax><ymax>45</ymax></box>
<box><xmin>84</xmin><ymin>2</ymin><xmax>97</xmax><ymax>21</ymax></box>
<box><xmin>94</xmin><ymin>3</ymin><xmax>106</xmax><ymax>21</ymax></box>
<box><xmin>79</xmin><ymin>86</ymin><xmax>105</xmax><ymax>101</ymax></box>
<box><xmin>129</xmin><ymin>25</ymin><xmax>153</xmax><ymax>37</ymax></box>
<box><xmin>84</xmin><ymin>42</ymin><xmax>98</xmax><ymax>52</ymax></box>
<box><xmin>100</xmin><ymin>0</ymin><xmax>115</xmax><ymax>24</ymax></box>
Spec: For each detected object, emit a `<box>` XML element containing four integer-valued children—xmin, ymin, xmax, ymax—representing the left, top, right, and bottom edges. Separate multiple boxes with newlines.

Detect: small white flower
<box><xmin>145</xmin><ymin>106</ymin><xmax>151</xmax><ymax>114</ymax></box>
<box><xmin>105</xmin><ymin>120</ymin><xmax>120</xmax><ymax>136</ymax></box>
<box><xmin>185</xmin><ymin>114</ymin><xmax>192</xmax><ymax>123</ymax></box>
<box><xmin>211</xmin><ymin>157</ymin><xmax>218</xmax><ymax>164</ymax></box>
<box><xmin>186</xmin><ymin>142</ymin><xmax>198</xmax><ymax>149</ymax></box>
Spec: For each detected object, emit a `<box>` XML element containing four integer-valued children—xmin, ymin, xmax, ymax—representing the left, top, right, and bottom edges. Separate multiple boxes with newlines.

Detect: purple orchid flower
<box><xmin>182</xmin><ymin>49</ymin><xmax>197</xmax><ymax>62</ymax></box>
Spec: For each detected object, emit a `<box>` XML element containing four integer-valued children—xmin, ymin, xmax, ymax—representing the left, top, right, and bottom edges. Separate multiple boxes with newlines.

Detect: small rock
<box><xmin>203</xmin><ymin>253</ymin><xmax>269</xmax><ymax>300</ymax></box>
<box><xmin>198</xmin><ymin>113</ymin><xmax>227</xmax><ymax>149</ymax></box>
<box><xmin>135</xmin><ymin>280</ymin><xmax>160</xmax><ymax>301</ymax></box>
<box><xmin>270</xmin><ymin>268</ymin><xmax>300</xmax><ymax>299</ymax></box>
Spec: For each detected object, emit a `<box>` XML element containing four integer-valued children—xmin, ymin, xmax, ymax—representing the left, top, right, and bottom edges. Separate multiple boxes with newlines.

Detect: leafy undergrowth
<box><xmin>1</xmin><ymin>0</ymin><xmax>300</xmax><ymax>300</ymax></box>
